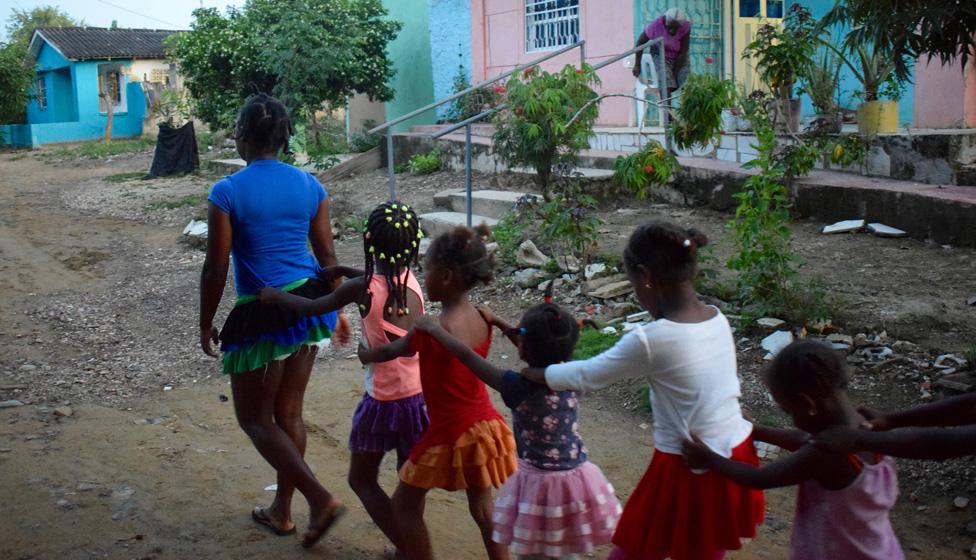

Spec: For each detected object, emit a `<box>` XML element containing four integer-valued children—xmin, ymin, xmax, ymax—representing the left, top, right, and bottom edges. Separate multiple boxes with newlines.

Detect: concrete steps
<box><xmin>417</xmin><ymin>211</ymin><xmax>499</xmax><ymax>238</ymax></box>
<box><xmin>432</xmin><ymin>189</ymin><xmax>541</xmax><ymax>219</ymax></box>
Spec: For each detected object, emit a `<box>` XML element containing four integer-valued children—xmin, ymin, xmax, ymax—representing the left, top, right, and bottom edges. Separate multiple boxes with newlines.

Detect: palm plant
<box><xmin>801</xmin><ymin>50</ymin><xmax>841</xmax><ymax>113</ymax></box>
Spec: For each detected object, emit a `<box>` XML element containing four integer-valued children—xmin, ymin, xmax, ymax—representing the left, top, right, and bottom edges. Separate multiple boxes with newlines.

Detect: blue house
<box><xmin>0</xmin><ymin>27</ymin><xmax>178</xmax><ymax>148</ymax></box>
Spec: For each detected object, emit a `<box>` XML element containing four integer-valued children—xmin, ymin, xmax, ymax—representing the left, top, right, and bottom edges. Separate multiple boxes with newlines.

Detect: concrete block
<box><xmin>418</xmin><ymin>212</ymin><xmax>498</xmax><ymax>238</ymax></box>
<box><xmin>719</xmin><ymin>134</ymin><xmax>737</xmax><ymax>150</ymax></box>
<box><xmin>738</xmin><ymin>136</ymin><xmax>760</xmax><ymax>156</ymax></box>
<box><xmin>445</xmin><ymin>190</ymin><xmax>541</xmax><ymax>219</ymax></box>
<box><xmin>740</xmin><ymin>152</ymin><xmax>758</xmax><ymax>165</ymax></box>
<box><xmin>716</xmin><ymin>148</ymin><xmax>737</xmax><ymax>162</ymax></box>
<box><xmin>433</xmin><ymin>189</ymin><xmax>458</xmax><ymax>208</ymax></box>
<box><xmin>866</xmin><ymin>146</ymin><xmax>892</xmax><ymax>177</ymax></box>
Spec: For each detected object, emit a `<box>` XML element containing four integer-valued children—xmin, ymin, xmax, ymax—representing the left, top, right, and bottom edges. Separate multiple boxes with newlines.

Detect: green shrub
<box><xmin>348</xmin><ymin>119</ymin><xmax>381</xmax><ymax>152</ymax></box>
<box><xmin>669</xmin><ymin>74</ymin><xmax>737</xmax><ymax>150</ymax></box>
<box><xmin>492</xmin><ymin>64</ymin><xmax>600</xmax><ymax>200</ymax></box>
<box><xmin>492</xmin><ymin>210</ymin><xmax>530</xmax><ymax>266</ymax></box>
<box><xmin>612</xmin><ymin>140</ymin><xmax>679</xmax><ymax>199</ymax></box>
<box><xmin>407</xmin><ymin>150</ymin><xmax>442</xmax><ymax>175</ymax></box>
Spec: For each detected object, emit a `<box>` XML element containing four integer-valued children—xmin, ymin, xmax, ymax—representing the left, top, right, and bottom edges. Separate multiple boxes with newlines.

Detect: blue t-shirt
<box><xmin>208</xmin><ymin>160</ymin><xmax>327</xmax><ymax>296</ymax></box>
<box><xmin>500</xmin><ymin>371</ymin><xmax>587</xmax><ymax>471</ymax></box>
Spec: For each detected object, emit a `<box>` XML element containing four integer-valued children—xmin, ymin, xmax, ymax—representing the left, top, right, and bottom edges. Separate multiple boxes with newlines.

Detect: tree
<box><xmin>5</xmin><ymin>5</ymin><xmax>82</xmax><ymax>48</ymax></box>
<box><xmin>0</xmin><ymin>42</ymin><xmax>33</xmax><ymax>124</ymax></box>
<box><xmin>167</xmin><ymin>0</ymin><xmax>401</xmax><ymax>131</ymax></box>
<box><xmin>821</xmin><ymin>0</ymin><xmax>976</xmax><ymax>82</ymax></box>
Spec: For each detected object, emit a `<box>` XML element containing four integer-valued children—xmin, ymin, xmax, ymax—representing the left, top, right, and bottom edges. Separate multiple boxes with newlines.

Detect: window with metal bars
<box><xmin>36</xmin><ymin>77</ymin><xmax>48</xmax><ymax>110</ymax></box>
<box><xmin>525</xmin><ymin>0</ymin><xmax>580</xmax><ymax>52</ymax></box>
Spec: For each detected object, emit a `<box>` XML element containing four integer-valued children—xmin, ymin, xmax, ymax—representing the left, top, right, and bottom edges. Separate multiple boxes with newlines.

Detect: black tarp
<box><xmin>145</xmin><ymin>122</ymin><xmax>199</xmax><ymax>179</ymax></box>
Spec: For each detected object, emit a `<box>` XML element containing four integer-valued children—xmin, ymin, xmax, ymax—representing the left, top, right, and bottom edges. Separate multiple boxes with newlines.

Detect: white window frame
<box><xmin>525</xmin><ymin>0</ymin><xmax>580</xmax><ymax>53</ymax></box>
<box><xmin>36</xmin><ymin>76</ymin><xmax>48</xmax><ymax>110</ymax></box>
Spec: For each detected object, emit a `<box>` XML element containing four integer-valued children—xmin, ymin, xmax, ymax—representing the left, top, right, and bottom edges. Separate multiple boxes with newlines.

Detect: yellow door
<box><xmin>732</xmin><ymin>0</ymin><xmax>783</xmax><ymax>93</ymax></box>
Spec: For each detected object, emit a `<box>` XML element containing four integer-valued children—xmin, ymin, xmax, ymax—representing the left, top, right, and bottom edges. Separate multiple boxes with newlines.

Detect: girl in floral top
<box><xmin>415</xmin><ymin>303</ymin><xmax>622</xmax><ymax>560</ymax></box>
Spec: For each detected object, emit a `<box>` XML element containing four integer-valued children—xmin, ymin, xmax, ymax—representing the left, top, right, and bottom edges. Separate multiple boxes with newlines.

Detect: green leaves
<box><xmin>167</xmin><ymin>0</ymin><xmax>400</xmax><ymax>131</ymax></box>
<box><xmin>492</xmin><ymin>64</ymin><xmax>600</xmax><ymax>200</ymax></box>
<box><xmin>668</xmin><ymin>74</ymin><xmax>736</xmax><ymax>151</ymax></box>
<box><xmin>612</xmin><ymin>141</ymin><xmax>678</xmax><ymax>200</ymax></box>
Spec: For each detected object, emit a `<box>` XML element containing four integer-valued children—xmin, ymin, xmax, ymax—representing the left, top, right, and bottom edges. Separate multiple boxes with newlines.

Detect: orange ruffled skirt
<box><xmin>399</xmin><ymin>418</ymin><xmax>518</xmax><ymax>491</ymax></box>
<box><xmin>611</xmin><ymin>435</ymin><xmax>765</xmax><ymax>560</ymax></box>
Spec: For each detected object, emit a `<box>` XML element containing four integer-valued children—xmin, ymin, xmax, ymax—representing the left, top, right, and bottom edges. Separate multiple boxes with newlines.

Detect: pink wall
<box><xmin>472</xmin><ymin>0</ymin><xmax>636</xmax><ymax>126</ymax></box>
<box><xmin>914</xmin><ymin>55</ymin><xmax>976</xmax><ymax>129</ymax></box>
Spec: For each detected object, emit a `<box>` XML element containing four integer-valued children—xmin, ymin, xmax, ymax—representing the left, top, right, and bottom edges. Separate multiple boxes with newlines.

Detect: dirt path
<box><xmin>0</xmin><ymin>152</ymin><xmax>970</xmax><ymax>559</ymax></box>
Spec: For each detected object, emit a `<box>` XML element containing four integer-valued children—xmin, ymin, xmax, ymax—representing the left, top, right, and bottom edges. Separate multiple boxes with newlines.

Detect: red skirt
<box><xmin>611</xmin><ymin>435</ymin><xmax>765</xmax><ymax>560</ymax></box>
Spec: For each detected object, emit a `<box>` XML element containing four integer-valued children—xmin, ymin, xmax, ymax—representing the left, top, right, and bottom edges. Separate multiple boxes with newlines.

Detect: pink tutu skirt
<box><xmin>492</xmin><ymin>459</ymin><xmax>622</xmax><ymax>557</ymax></box>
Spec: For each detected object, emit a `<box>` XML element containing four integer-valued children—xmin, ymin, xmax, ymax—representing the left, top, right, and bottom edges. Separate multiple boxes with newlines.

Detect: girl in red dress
<box><xmin>359</xmin><ymin>225</ymin><xmax>517</xmax><ymax>560</ymax></box>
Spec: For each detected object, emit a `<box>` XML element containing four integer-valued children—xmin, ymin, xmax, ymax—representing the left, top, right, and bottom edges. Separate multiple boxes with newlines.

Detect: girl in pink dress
<box><xmin>683</xmin><ymin>340</ymin><xmax>904</xmax><ymax>560</ymax></box>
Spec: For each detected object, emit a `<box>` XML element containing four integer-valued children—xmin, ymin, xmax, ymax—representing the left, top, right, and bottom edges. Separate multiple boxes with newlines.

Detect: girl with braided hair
<box><xmin>261</xmin><ymin>200</ymin><xmax>428</xmax><ymax>557</ymax></box>
<box><xmin>413</xmin><ymin>302</ymin><xmax>622</xmax><ymax>560</ymax></box>
<box><xmin>520</xmin><ymin>220</ymin><xmax>764</xmax><ymax>560</ymax></box>
<box><xmin>200</xmin><ymin>93</ymin><xmax>351</xmax><ymax>548</ymax></box>
<box><xmin>358</xmin><ymin>225</ymin><xmax>518</xmax><ymax>560</ymax></box>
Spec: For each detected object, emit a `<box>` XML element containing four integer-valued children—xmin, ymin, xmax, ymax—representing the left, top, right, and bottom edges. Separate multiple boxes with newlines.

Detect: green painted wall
<box><xmin>385</xmin><ymin>0</ymin><xmax>437</xmax><ymax>132</ymax></box>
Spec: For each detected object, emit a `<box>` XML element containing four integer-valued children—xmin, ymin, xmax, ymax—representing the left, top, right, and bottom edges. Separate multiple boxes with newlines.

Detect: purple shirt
<box><xmin>644</xmin><ymin>16</ymin><xmax>691</xmax><ymax>59</ymax></box>
<box><xmin>500</xmin><ymin>371</ymin><xmax>587</xmax><ymax>471</ymax></box>
<box><xmin>791</xmin><ymin>456</ymin><xmax>904</xmax><ymax>559</ymax></box>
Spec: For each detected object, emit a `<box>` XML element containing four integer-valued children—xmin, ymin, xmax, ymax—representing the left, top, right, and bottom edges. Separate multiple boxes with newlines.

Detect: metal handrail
<box><xmin>430</xmin><ymin>105</ymin><xmax>507</xmax><ymax>140</ymax></box>
<box><xmin>373</xmin><ymin>41</ymin><xmax>587</xmax><ymax>201</ymax></box>
<box><xmin>367</xmin><ymin>41</ymin><xmax>586</xmax><ymax>136</ymax></box>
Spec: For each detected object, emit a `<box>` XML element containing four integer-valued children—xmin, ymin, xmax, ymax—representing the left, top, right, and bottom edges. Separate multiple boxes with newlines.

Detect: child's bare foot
<box><xmin>251</xmin><ymin>506</ymin><xmax>296</xmax><ymax>536</ymax></box>
<box><xmin>302</xmin><ymin>499</ymin><xmax>347</xmax><ymax>548</ymax></box>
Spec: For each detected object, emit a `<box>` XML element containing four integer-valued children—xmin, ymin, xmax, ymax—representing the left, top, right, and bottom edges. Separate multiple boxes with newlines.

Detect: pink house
<box><xmin>913</xmin><ymin>56</ymin><xmax>976</xmax><ymax>129</ymax></box>
<box><xmin>471</xmin><ymin>0</ymin><xmax>637</xmax><ymax>126</ymax></box>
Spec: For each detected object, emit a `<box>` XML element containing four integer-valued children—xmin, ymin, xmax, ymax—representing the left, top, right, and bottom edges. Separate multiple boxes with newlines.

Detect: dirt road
<box><xmin>0</xmin><ymin>151</ymin><xmax>969</xmax><ymax>559</ymax></box>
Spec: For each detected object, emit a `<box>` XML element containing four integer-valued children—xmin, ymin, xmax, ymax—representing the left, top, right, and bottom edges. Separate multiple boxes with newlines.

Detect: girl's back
<box><xmin>792</xmin><ymin>456</ymin><xmax>902</xmax><ymax>559</ymax></box>
<box><xmin>361</xmin><ymin>271</ymin><xmax>424</xmax><ymax>401</ymax></box>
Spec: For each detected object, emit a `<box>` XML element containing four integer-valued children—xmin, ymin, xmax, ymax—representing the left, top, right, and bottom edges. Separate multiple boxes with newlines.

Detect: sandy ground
<box><xmin>0</xmin><ymin>150</ymin><xmax>973</xmax><ymax>559</ymax></box>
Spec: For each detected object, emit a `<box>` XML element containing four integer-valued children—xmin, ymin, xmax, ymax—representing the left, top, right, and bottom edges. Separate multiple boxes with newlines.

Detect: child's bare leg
<box><xmin>392</xmin><ymin>481</ymin><xmax>432</xmax><ymax>560</ymax></box>
<box><xmin>349</xmin><ymin>451</ymin><xmax>402</xmax><ymax>550</ymax></box>
<box><xmin>466</xmin><ymin>487</ymin><xmax>508</xmax><ymax>560</ymax></box>
<box><xmin>261</xmin><ymin>346</ymin><xmax>317</xmax><ymax>529</ymax></box>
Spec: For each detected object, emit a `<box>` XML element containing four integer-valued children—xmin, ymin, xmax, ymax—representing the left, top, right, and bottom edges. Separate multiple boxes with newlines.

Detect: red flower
<box><xmin>575</xmin><ymin>68</ymin><xmax>584</xmax><ymax>74</ymax></box>
<box><xmin>643</xmin><ymin>165</ymin><xmax>655</xmax><ymax>173</ymax></box>
<box><xmin>492</xmin><ymin>85</ymin><xmax>507</xmax><ymax>94</ymax></box>
<box><xmin>705</xmin><ymin>56</ymin><xmax>714</xmax><ymax>64</ymax></box>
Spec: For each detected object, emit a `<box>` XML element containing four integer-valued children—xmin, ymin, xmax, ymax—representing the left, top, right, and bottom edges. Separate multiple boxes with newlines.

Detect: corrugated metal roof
<box><xmin>32</xmin><ymin>27</ymin><xmax>179</xmax><ymax>61</ymax></box>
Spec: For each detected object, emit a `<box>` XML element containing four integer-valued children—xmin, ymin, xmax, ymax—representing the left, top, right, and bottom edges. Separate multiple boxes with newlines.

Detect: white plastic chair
<box><xmin>633</xmin><ymin>58</ymin><xmax>666</xmax><ymax>128</ymax></box>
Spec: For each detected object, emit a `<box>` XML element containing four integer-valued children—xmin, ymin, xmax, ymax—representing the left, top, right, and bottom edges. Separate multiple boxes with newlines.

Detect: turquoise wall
<box><xmin>428</xmin><ymin>0</ymin><xmax>472</xmax><ymax>120</ymax></box>
<box><xmin>792</xmin><ymin>0</ymin><xmax>914</xmax><ymax>125</ymax></box>
<box><xmin>20</xmin><ymin>38</ymin><xmax>146</xmax><ymax>146</ymax></box>
<box><xmin>384</xmin><ymin>0</ymin><xmax>437</xmax><ymax>132</ymax></box>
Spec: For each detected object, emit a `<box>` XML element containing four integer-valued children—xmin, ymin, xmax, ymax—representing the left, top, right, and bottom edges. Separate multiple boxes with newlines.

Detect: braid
<box><xmin>363</xmin><ymin>201</ymin><xmax>422</xmax><ymax>317</ymax></box>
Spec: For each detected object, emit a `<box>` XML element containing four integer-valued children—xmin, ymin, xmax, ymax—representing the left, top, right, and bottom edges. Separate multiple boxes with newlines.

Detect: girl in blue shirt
<box><xmin>199</xmin><ymin>93</ymin><xmax>349</xmax><ymax>548</ymax></box>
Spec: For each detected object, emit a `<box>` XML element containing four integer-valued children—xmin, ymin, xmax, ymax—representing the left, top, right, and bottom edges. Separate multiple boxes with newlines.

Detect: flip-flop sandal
<box><xmin>251</xmin><ymin>506</ymin><xmax>297</xmax><ymax>536</ymax></box>
<box><xmin>301</xmin><ymin>503</ymin><xmax>347</xmax><ymax>548</ymax></box>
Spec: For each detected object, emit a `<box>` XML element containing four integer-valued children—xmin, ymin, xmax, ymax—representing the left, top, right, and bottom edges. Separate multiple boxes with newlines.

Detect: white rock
<box><xmin>756</xmin><ymin>317</ymin><xmax>786</xmax><ymax>329</ymax></box>
<box><xmin>538</xmin><ymin>279</ymin><xmax>564</xmax><ymax>291</ymax></box>
<box><xmin>182</xmin><ymin>220</ymin><xmax>208</xmax><ymax>237</ymax></box>
<box><xmin>867</xmin><ymin>223</ymin><xmax>908</xmax><ymax>238</ymax></box>
<box><xmin>821</xmin><ymin>219</ymin><xmax>865</xmax><ymax>234</ymax></box>
<box><xmin>584</xmin><ymin>263</ymin><xmax>610</xmax><ymax>281</ymax></box>
<box><xmin>513</xmin><ymin>268</ymin><xmax>544</xmax><ymax>288</ymax></box>
<box><xmin>0</xmin><ymin>400</ymin><xmax>25</xmax><ymax>409</ymax></box>
<box><xmin>516</xmin><ymin>240</ymin><xmax>550</xmax><ymax>268</ymax></box>
<box><xmin>935</xmin><ymin>354</ymin><xmax>968</xmax><ymax>369</ymax></box>
<box><xmin>556</xmin><ymin>255</ymin><xmax>581</xmax><ymax>273</ymax></box>
<box><xmin>588</xmin><ymin>280</ymin><xmax>633</xmax><ymax>300</ymax></box>
<box><xmin>600</xmin><ymin>326</ymin><xmax>618</xmax><ymax>335</ymax></box>
<box><xmin>19</xmin><ymin>364</ymin><xmax>36</xmax><ymax>371</ymax></box>
<box><xmin>761</xmin><ymin>331</ymin><xmax>794</xmax><ymax>360</ymax></box>
<box><xmin>956</xmin><ymin>496</ymin><xmax>971</xmax><ymax>509</ymax></box>
<box><xmin>626</xmin><ymin>311</ymin><xmax>651</xmax><ymax>323</ymax></box>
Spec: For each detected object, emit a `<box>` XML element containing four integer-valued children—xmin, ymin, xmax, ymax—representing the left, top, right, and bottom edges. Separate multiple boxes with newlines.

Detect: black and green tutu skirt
<box><xmin>219</xmin><ymin>278</ymin><xmax>337</xmax><ymax>374</ymax></box>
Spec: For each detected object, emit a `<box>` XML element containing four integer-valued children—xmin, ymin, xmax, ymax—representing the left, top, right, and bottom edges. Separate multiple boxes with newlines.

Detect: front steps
<box><xmin>419</xmin><ymin>189</ymin><xmax>541</xmax><ymax>238</ymax></box>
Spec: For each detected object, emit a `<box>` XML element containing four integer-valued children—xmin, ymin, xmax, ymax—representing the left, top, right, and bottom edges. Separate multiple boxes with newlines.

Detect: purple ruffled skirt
<box><xmin>349</xmin><ymin>392</ymin><xmax>429</xmax><ymax>458</ymax></box>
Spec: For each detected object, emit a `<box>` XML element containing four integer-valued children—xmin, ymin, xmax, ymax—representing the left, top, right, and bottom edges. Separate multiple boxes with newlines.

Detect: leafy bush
<box><xmin>492</xmin><ymin>64</ymin><xmax>600</xmax><ymax>200</ymax></box>
<box><xmin>0</xmin><ymin>44</ymin><xmax>33</xmax><ymax>125</ymax></box>
<box><xmin>445</xmin><ymin>61</ymin><xmax>499</xmax><ymax>123</ymax></box>
<box><xmin>799</xmin><ymin>49</ymin><xmax>842</xmax><ymax>114</ymax></box>
<box><xmin>669</xmin><ymin>74</ymin><xmax>736</xmax><ymax>150</ymax></box>
<box><xmin>407</xmin><ymin>150</ymin><xmax>442</xmax><ymax>174</ymax></box>
<box><xmin>612</xmin><ymin>140</ymin><xmax>679</xmax><ymax>199</ymax></box>
<box><xmin>491</xmin><ymin>210</ymin><xmax>530</xmax><ymax>266</ymax></box>
<box><xmin>743</xmin><ymin>4</ymin><xmax>818</xmax><ymax>99</ymax></box>
<box><xmin>348</xmin><ymin>120</ymin><xmax>382</xmax><ymax>152</ymax></box>
<box><xmin>534</xmin><ymin>176</ymin><xmax>602</xmax><ymax>266</ymax></box>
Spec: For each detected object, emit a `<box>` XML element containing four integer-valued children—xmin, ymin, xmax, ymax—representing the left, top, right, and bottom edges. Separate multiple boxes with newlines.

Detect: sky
<box><xmin>0</xmin><ymin>0</ymin><xmax>245</xmax><ymax>41</ymax></box>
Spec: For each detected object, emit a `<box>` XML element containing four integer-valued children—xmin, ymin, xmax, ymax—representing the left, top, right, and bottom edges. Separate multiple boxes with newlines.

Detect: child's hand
<box><xmin>519</xmin><ymin>367</ymin><xmax>547</xmax><ymax>385</ymax></box>
<box><xmin>475</xmin><ymin>305</ymin><xmax>499</xmax><ymax>328</ymax></box>
<box><xmin>681</xmin><ymin>435</ymin><xmax>715</xmax><ymax>469</ymax></box>
<box><xmin>414</xmin><ymin>316</ymin><xmax>441</xmax><ymax>334</ymax></box>
<box><xmin>809</xmin><ymin>425</ymin><xmax>864</xmax><ymax>454</ymax></box>
<box><xmin>258</xmin><ymin>286</ymin><xmax>281</xmax><ymax>305</ymax></box>
<box><xmin>857</xmin><ymin>406</ymin><xmax>891</xmax><ymax>431</ymax></box>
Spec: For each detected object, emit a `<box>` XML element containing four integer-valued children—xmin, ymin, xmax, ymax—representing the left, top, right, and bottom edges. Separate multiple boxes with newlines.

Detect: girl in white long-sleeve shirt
<box><xmin>522</xmin><ymin>221</ymin><xmax>764</xmax><ymax>560</ymax></box>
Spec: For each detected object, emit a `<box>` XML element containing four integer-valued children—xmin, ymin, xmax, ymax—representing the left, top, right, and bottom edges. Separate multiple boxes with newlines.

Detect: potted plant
<box><xmin>799</xmin><ymin>50</ymin><xmax>842</xmax><ymax>133</ymax></box>
<box><xmin>846</xmin><ymin>46</ymin><xmax>900</xmax><ymax>134</ymax></box>
<box><xmin>743</xmin><ymin>4</ymin><xmax>817</xmax><ymax>133</ymax></box>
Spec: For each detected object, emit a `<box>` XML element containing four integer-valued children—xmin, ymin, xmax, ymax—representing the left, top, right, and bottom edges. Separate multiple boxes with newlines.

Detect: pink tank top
<box><xmin>791</xmin><ymin>455</ymin><xmax>904</xmax><ymax>559</ymax></box>
<box><xmin>361</xmin><ymin>270</ymin><xmax>424</xmax><ymax>401</ymax></box>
